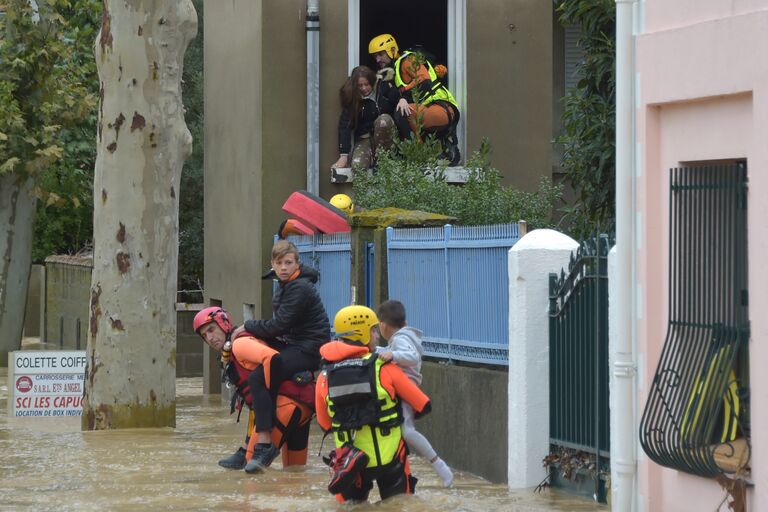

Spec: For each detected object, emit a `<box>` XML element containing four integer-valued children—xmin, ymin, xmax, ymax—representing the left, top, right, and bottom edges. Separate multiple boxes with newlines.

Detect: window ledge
<box><xmin>330</xmin><ymin>166</ymin><xmax>470</xmax><ymax>184</ymax></box>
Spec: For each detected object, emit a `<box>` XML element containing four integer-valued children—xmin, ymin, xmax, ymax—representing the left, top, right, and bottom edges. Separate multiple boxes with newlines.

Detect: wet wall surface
<box><xmin>1</xmin><ymin>369</ymin><xmax>606</xmax><ymax>511</ymax></box>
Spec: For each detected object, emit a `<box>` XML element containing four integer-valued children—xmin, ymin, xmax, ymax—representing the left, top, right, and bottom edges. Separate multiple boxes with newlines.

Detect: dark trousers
<box><xmin>247</xmin><ymin>341</ymin><xmax>319</xmax><ymax>432</ymax></box>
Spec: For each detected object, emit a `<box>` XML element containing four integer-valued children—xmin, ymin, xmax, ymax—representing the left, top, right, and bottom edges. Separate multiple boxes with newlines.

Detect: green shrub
<box><xmin>555</xmin><ymin>0</ymin><xmax>616</xmax><ymax>238</ymax></box>
<box><xmin>27</xmin><ymin>0</ymin><xmax>205</xmax><ymax>304</ymax></box>
<box><xmin>4</xmin><ymin>0</ymin><xmax>101</xmax><ymax>262</ymax></box>
<box><xmin>352</xmin><ymin>137</ymin><xmax>562</xmax><ymax>228</ymax></box>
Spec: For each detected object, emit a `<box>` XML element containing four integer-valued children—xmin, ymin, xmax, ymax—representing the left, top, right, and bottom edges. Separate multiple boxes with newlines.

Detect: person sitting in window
<box><xmin>330</xmin><ymin>65</ymin><xmax>407</xmax><ymax>171</ymax></box>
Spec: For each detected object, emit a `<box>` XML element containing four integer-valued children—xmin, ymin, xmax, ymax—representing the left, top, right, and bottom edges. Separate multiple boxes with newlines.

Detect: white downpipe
<box><xmin>613</xmin><ymin>0</ymin><xmax>638</xmax><ymax>511</ymax></box>
<box><xmin>306</xmin><ymin>0</ymin><xmax>320</xmax><ymax>195</ymax></box>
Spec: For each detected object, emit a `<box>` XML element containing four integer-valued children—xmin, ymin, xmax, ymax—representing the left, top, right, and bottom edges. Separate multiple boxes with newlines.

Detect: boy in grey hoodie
<box><xmin>376</xmin><ymin>300</ymin><xmax>454</xmax><ymax>488</ymax></box>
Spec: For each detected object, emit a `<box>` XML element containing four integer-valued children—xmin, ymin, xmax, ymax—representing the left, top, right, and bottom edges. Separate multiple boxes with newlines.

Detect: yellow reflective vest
<box><xmin>394</xmin><ymin>51</ymin><xmax>458</xmax><ymax>108</ymax></box>
<box><xmin>323</xmin><ymin>354</ymin><xmax>403</xmax><ymax>468</ymax></box>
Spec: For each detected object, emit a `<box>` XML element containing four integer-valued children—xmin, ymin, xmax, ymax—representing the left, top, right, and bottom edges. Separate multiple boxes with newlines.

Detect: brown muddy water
<box><xmin>1</xmin><ymin>367</ymin><xmax>606</xmax><ymax>511</ymax></box>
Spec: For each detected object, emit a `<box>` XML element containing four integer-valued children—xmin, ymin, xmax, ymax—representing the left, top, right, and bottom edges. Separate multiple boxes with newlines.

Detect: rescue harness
<box><xmin>323</xmin><ymin>354</ymin><xmax>403</xmax><ymax>467</ymax></box>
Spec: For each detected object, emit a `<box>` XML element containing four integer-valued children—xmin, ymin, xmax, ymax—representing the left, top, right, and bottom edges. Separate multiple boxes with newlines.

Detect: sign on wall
<box><xmin>8</xmin><ymin>351</ymin><xmax>86</xmax><ymax>418</ymax></box>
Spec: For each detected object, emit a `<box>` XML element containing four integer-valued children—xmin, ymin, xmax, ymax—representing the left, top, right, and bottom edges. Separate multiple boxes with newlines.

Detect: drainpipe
<box><xmin>613</xmin><ymin>0</ymin><xmax>638</xmax><ymax>510</ymax></box>
<box><xmin>306</xmin><ymin>0</ymin><xmax>320</xmax><ymax>196</ymax></box>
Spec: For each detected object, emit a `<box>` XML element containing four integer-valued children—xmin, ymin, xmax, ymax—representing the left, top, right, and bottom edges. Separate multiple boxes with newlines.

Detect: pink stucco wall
<box><xmin>636</xmin><ymin>3</ymin><xmax>768</xmax><ymax>511</ymax></box>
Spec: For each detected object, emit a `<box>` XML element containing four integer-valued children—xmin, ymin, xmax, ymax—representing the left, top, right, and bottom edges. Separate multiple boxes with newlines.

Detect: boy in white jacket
<box><xmin>375</xmin><ymin>299</ymin><xmax>454</xmax><ymax>488</ymax></box>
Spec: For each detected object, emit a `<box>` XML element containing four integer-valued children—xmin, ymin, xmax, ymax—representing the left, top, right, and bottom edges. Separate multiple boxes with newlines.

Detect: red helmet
<box><xmin>193</xmin><ymin>307</ymin><xmax>232</xmax><ymax>336</ymax></box>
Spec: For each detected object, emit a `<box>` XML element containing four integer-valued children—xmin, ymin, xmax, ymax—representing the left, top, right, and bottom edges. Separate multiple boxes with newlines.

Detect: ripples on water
<box><xmin>0</xmin><ymin>371</ymin><xmax>605</xmax><ymax>512</ymax></box>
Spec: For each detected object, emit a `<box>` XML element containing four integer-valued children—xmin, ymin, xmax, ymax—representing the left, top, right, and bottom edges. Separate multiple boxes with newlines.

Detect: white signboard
<box><xmin>9</xmin><ymin>351</ymin><xmax>87</xmax><ymax>418</ymax></box>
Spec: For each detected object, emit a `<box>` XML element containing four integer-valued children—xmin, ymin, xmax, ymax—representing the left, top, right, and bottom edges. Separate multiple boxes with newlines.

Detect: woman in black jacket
<box><xmin>232</xmin><ymin>240</ymin><xmax>331</xmax><ymax>472</ymax></box>
<box><xmin>330</xmin><ymin>65</ymin><xmax>407</xmax><ymax>171</ymax></box>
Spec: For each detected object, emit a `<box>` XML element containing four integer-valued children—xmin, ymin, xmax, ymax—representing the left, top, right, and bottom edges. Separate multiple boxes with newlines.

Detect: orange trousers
<box><xmin>407</xmin><ymin>102</ymin><xmax>456</xmax><ymax>138</ymax></box>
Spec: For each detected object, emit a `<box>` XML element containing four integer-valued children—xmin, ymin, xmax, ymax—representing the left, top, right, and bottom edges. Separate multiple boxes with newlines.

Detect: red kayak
<box><xmin>282</xmin><ymin>190</ymin><xmax>351</xmax><ymax>234</ymax></box>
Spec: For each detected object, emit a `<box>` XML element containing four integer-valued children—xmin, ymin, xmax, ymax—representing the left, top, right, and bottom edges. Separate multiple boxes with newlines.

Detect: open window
<box><xmin>357</xmin><ymin>0</ymin><xmax>448</xmax><ymax>70</ymax></box>
<box><xmin>348</xmin><ymin>0</ymin><xmax>466</xmax><ymax>165</ymax></box>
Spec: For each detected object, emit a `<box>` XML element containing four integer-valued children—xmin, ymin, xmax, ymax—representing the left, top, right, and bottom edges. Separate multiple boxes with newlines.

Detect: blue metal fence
<box><xmin>279</xmin><ymin>233</ymin><xmax>352</xmax><ymax>321</ymax></box>
<box><xmin>385</xmin><ymin>224</ymin><xmax>521</xmax><ymax>365</ymax></box>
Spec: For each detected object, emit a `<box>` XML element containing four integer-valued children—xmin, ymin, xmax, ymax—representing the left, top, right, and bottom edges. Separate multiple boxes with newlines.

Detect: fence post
<box><xmin>518</xmin><ymin>220</ymin><xmax>528</xmax><ymax>238</ymax></box>
<box><xmin>443</xmin><ymin>224</ymin><xmax>453</xmax><ymax>360</ymax></box>
<box><xmin>507</xmin><ymin>229</ymin><xmax>578</xmax><ymax>489</ymax></box>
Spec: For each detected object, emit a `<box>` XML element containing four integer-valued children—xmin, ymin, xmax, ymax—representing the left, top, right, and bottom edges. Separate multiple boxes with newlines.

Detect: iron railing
<box><xmin>386</xmin><ymin>223</ymin><xmax>521</xmax><ymax>365</ymax></box>
<box><xmin>549</xmin><ymin>234</ymin><xmax>612</xmax><ymax>480</ymax></box>
<box><xmin>639</xmin><ymin>164</ymin><xmax>750</xmax><ymax>478</ymax></box>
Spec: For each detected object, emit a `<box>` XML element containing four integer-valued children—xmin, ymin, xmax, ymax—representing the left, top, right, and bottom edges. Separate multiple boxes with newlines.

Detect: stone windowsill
<box><xmin>330</xmin><ymin>166</ymin><xmax>470</xmax><ymax>184</ymax></box>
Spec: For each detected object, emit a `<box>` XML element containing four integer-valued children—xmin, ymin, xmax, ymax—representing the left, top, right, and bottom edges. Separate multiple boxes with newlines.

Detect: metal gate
<box><xmin>548</xmin><ymin>234</ymin><xmax>612</xmax><ymax>499</ymax></box>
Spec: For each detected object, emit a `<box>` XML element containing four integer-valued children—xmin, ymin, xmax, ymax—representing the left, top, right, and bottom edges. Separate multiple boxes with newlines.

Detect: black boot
<box><xmin>244</xmin><ymin>443</ymin><xmax>280</xmax><ymax>473</ymax></box>
<box><xmin>218</xmin><ymin>447</ymin><xmax>247</xmax><ymax>469</ymax></box>
<box><xmin>441</xmin><ymin>131</ymin><xmax>461</xmax><ymax>166</ymax></box>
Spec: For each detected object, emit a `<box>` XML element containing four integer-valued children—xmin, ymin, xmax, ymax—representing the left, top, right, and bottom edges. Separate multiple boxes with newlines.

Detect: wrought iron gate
<box><xmin>548</xmin><ymin>235</ymin><xmax>612</xmax><ymax>499</ymax></box>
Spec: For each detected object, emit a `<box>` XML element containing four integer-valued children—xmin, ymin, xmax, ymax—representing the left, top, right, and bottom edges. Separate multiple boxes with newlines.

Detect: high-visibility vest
<box><xmin>323</xmin><ymin>354</ymin><xmax>403</xmax><ymax>468</ymax></box>
<box><xmin>394</xmin><ymin>51</ymin><xmax>458</xmax><ymax>108</ymax></box>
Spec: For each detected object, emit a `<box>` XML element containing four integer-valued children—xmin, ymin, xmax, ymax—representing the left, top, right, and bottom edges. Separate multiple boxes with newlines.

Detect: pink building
<box><xmin>634</xmin><ymin>2</ymin><xmax>767</xmax><ymax>510</ymax></box>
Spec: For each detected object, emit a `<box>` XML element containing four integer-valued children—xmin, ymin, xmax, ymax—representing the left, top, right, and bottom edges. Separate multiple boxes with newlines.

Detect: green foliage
<box><xmin>23</xmin><ymin>0</ymin><xmax>204</xmax><ymax>302</ymax></box>
<box><xmin>29</xmin><ymin>0</ymin><xmax>101</xmax><ymax>262</ymax></box>
<box><xmin>353</xmin><ymin>138</ymin><xmax>562</xmax><ymax>228</ymax></box>
<box><xmin>556</xmin><ymin>0</ymin><xmax>616</xmax><ymax>238</ymax></box>
<box><xmin>178</xmin><ymin>0</ymin><xmax>204</xmax><ymax>300</ymax></box>
<box><xmin>0</xmin><ymin>0</ymin><xmax>95</xmax><ymax>180</ymax></box>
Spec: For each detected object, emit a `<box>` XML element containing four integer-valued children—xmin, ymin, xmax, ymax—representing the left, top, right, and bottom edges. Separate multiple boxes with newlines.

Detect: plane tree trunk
<box><xmin>82</xmin><ymin>0</ymin><xmax>197</xmax><ymax>429</ymax></box>
<box><xmin>0</xmin><ymin>174</ymin><xmax>35</xmax><ymax>366</ymax></box>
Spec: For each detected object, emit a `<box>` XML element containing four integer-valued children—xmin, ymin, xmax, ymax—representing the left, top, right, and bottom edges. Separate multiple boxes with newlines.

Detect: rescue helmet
<box><xmin>334</xmin><ymin>305</ymin><xmax>379</xmax><ymax>345</ymax></box>
<box><xmin>193</xmin><ymin>307</ymin><xmax>232</xmax><ymax>337</ymax></box>
<box><xmin>368</xmin><ymin>34</ymin><xmax>399</xmax><ymax>59</ymax></box>
<box><xmin>330</xmin><ymin>193</ymin><xmax>354</xmax><ymax>215</ymax></box>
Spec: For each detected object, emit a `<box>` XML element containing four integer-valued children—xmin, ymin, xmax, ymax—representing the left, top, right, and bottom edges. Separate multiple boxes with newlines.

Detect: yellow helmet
<box><xmin>334</xmin><ymin>305</ymin><xmax>379</xmax><ymax>345</ymax></box>
<box><xmin>330</xmin><ymin>193</ymin><xmax>354</xmax><ymax>215</ymax></box>
<box><xmin>368</xmin><ymin>34</ymin><xmax>399</xmax><ymax>59</ymax></box>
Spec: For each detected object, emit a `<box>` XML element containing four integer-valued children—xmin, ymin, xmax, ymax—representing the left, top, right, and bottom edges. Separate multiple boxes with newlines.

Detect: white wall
<box><xmin>507</xmin><ymin>229</ymin><xmax>578</xmax><ymax>488</ymax></box>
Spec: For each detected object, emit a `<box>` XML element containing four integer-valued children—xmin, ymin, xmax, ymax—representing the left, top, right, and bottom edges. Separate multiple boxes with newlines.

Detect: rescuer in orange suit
<box><xmin>193</xmin><ymin>306</ymin><xmax>315</xmax><ymax>473</ymax></box>
<box><xmin>315</xmin><ymin>305</ymin><xmax>432</xmax><ymax>503</ymax></box>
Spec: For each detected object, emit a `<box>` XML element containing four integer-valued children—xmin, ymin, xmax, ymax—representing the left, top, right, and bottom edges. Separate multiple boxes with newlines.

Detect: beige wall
<box><xmin>204</xmin><ymin>0</ymin><xmax>264</xmax><ymax>322</ymax></box>
<box><xmin>44</xmin><ymin>261</ymin><xmax>91</xmax><ymax>349</ymax></box>
<box><xmin>467</xmin><ymin>0</ymin><xmax>554</xmax><ymax>192</ymax></box>
<box><xmin>318</xmin><ymin>1</ymin><xmax>351</xmax><ymax>201</ymax></box>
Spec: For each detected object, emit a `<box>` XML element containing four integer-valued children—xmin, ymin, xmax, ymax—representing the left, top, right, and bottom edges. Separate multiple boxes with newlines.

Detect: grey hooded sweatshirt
<box><xmin>376</xmin><ymin>326</ymin><xmax>425</xmax><ymax>386</ymax></box>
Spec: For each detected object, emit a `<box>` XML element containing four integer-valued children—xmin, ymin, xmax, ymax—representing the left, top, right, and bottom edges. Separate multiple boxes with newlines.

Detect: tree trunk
<box><xmin>82</xmin><ymin>0</ymin><xmax>197</xmax><ymax>430</ymax></box>
<box><xmin>0</xmin><ymin>173</ymin><xmax>36</xmax><ymax>367</ymax></box>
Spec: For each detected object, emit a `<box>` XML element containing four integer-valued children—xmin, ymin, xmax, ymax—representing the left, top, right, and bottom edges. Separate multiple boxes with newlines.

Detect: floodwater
<box><xmin>1</xmin><ymin>365</ymin><xmax>607</xmax><ymax>511</ymax></box>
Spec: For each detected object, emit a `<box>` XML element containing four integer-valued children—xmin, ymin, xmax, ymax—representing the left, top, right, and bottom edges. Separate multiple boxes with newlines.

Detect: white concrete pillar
<box><xmin>507</xmin><ymin>229</ymin><xmax>579</xmax><ymax>489</ymax></box>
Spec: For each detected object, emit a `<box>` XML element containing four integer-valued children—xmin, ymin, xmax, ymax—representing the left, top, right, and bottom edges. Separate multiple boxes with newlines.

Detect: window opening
<box><xmin>639</xmin><ymin>163</ymin><xmax>750</xmax><ymax>478</ymax></box>
<box><xmin>358</xmin><ymin>0</ymin><xmax>448</xmax><ymax>71</ymax></box>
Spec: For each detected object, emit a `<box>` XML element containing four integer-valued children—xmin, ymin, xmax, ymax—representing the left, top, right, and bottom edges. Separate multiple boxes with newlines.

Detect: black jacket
<box><xmin>243</xmin><ymin>264</ymin><xmax>331</xmax><ymax>355</ymax></box>
<box><xmin>338</xmin><ymin>95</ymin><xmax>380</xmax><ymax>154</ymax></box>
<box><xmin>337</xmin><ymin>70</ymin><xmax>402</xmax><ymax>154</ymax></box>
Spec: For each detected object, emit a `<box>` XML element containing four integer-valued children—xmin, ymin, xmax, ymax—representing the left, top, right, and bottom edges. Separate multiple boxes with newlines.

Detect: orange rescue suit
<box><xmin>232</xmin><ymin>334</ymin><xmax>314</xmax><ymax>467</ymax></box>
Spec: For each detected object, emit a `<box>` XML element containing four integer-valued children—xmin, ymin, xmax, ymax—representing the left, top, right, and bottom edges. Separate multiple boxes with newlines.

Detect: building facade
<box><xmin>635</xmin><ymin>2</ymin><xmax>768</xmax><ymax>510</ymax></box>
